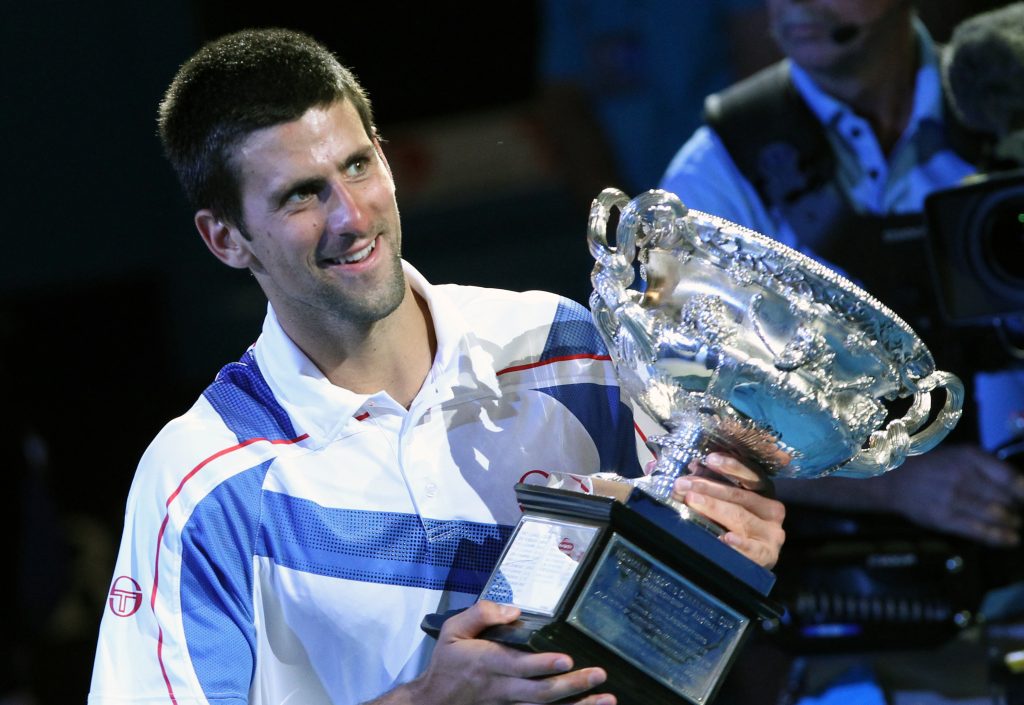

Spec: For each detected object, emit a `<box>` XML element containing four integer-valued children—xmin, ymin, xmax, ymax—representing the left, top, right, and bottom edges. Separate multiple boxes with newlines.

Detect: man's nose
<box><xmin>325</xmin><ymin>183</ymin><xmax>370</xmax><ymax>235</ymax></box>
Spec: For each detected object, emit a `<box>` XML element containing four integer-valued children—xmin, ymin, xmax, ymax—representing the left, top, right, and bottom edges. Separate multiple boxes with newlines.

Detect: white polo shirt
<box><xmin>89</xmin><ymin>263</ymin><xmax>650</xmax><ymax>705</ymax></box>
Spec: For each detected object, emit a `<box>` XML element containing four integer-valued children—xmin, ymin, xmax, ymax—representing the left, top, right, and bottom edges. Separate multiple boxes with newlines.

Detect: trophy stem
<box><xmin>639</xmin><ymin>432</ymin><xmax>704</xmax><ymax>501</ymax></box>
<box><xmin>633</xmin><ymin>419</ymin><xmax>729</xmax><ymax>537</ymax></box>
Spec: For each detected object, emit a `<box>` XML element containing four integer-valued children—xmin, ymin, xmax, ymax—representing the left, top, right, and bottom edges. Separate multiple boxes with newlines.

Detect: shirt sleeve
<box><xmin>88</xmin><ymin>428</ymin><xmax>267</xmax><ymax>705</ymax></box>
<box><xmin>659</xmin><ymin>126</ymin><xmax>792</xmax><ymax>244</ymax></box>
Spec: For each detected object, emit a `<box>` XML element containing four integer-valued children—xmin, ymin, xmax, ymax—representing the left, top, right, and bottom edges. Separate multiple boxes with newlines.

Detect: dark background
<box><xmin>1</xmin><ymin>1</ymin><xmax>1012</xmax><ymax>702</ymax></box>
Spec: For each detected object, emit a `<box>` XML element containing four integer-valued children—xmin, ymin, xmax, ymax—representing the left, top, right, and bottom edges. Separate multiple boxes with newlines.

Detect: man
<box><xmin>659</xmin><ymin>3</ymin><xmax>1024</xmax><ymax>702</ymax></box>
<box><xmin>660</xmin><ymin>0</ymin><xmax>1024</xmax><ymax>548</ymax></box>
<box><xmin>88</xmin><ymin>28</ymin><xmax>785</xmax><ymax>705</ymax></box>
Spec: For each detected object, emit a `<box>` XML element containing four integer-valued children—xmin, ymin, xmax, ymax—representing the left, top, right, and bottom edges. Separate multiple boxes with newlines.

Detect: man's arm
<box><xmin>366</xmin><ymin>601</ymin><xmax>614</xmax><ymax>705</ymax></box>
<box><xmin>659</xmin><ymin>126</ymin><xmax>782</xmax><ymax>243</ymax></box>
<box><xmin>776</xmin><ymin>444</ymin><xmax>1024</xmax><ymax>547</ymax></box>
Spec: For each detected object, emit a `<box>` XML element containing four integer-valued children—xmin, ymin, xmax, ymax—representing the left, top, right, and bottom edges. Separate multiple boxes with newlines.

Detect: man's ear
<box><xmin>195</xmin><ymin>209</ymin><xmax>254</xmax><ymax>269</ymax></box>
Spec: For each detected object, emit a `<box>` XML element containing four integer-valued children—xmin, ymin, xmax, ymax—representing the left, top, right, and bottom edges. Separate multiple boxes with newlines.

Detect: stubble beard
<box><xmin>319</xmin><ymin>247</ymin><xmax>407</xmax><ymax>325</ymax></box>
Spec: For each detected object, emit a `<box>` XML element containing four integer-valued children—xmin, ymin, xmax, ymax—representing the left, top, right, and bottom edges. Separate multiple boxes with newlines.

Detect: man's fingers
<box><xmin>514</xmin><ymin>666</ymin><xmax>611</xmax><ymax>703</ymax></box>
<box><xmin>971</xmin><ymin>452</ymin><xmax>1024</xmax><ymax>501</ymax></box>
<box><xmin>945</xmin><ymin>502</ymin><xmax>1022</xmax><ymax>547</ymax></box>
<box><xmin>503</xmin><ymin>651</ymin><xmax>575</xmax><ymax>680</ymax></box>
<box><xmin>720</xmin><ymin>530</ymin><xmax>778</xmax><ymax>567</ymax></box>
<box><xmin>483</xmin><ymin>653</ymin><xmax>611</xmax><ymax>702</ymax></box>
<box><xmin>675</xmin><ymin>473</ymin><xmax>786</xmax><ymax>524</ymax></box>
<box><xmin>946</xmin><ymin>513</ymin><xmax>1020</xmax><ymax>546</ymax></box>
<box><xmin>695</xmin><ymin>452</ymin><xmax>765</xmax><ymax>489</ymax></box>
<box><xmin>671</xmin><ymin>475</ymin><xmax>786</xmax><ymax>567</ymax></box>
<box><xmin>440</xmin><ymin>600</ymin><xmax>520</xmax><ymax>641</ymax></box>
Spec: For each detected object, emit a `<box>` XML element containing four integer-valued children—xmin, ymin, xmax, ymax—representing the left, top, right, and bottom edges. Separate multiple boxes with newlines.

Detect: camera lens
<box><xmin>970</xmin><ymin>185</ymin><xmax>1024</xmax><ymax>299</ymax></box>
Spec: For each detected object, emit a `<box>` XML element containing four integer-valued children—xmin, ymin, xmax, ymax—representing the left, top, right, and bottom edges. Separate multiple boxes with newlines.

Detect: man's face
<box><xmin>229</xmin><ymin>99</ymin><xmax>406</xmax><ymax>331</ymax></box>
<box><xmin>768</xmin><ymin>0</ymin><xmax>907</xmax><ymax>71</ymax></box>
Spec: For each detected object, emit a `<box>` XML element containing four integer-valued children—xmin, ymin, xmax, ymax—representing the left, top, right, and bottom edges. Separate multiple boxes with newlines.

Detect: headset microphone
<box><xmin>830</xmin><ymin>24</ymin><xmax>861</xmax><ymax>44</ymax></box>
<box><xmin>829</xmin><ymin>0</ymin><xmax>911</xmax><ymax>46</ymax></box>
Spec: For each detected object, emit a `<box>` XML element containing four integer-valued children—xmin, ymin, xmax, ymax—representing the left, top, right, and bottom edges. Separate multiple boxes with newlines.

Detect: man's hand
<box><xmin>396</xmin><ymin>601</ymin><xmax>615</xmax><ymax>705</ymax></box>
<box><xmin>866</xmin><ymin>444</ymin><xmax>1024</xmax><ymax>546</ymax></box>
<box><xmin>774</xmin><ymin>443</ymin><xmax>1024</xmax><ymax>547</ymax></box>
<box><xmin>670</xmin><ymin>453</ymin><xmax>786</xmax><ymax>568</ymax></box>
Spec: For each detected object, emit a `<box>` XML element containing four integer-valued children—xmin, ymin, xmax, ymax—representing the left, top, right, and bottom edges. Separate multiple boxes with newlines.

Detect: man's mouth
<box><xmin>780</xmin><ymin>20</ymin><xmax>828</xmax><ymax>40</ymax></box>
<box><xmin>321</xmin><ymin>239</ymin><xmax>376</xmax><ymax>266</ymax></box>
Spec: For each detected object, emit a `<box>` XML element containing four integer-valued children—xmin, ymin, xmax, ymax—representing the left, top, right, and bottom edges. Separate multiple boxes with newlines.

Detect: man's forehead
<box><xmin>240</xmin><ymin>100</ymin><xmax>365</xmax><ymax>153</ymax></box>
<box><xmin>234</xmin><ymin>100</ymin><xmax>373</xmax><ymax>185</ymax></box>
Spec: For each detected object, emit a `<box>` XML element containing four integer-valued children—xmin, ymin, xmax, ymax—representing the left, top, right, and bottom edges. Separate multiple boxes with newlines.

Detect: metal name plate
<box><xmin>568</xmin><ymin>534</ymin><xmax>748</xmax><ymax>704</ymax></box>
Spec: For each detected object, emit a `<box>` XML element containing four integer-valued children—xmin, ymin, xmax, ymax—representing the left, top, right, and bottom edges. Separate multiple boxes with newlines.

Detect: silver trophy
<box><xmin>428</xmin><ymin>188</ymin><xmax>964</xmax><ymax>705</ymax></box>
<box><xmin>588</xmin><ymin>188</ymin><xmax>964</xmax><ymax>519</ymax></box>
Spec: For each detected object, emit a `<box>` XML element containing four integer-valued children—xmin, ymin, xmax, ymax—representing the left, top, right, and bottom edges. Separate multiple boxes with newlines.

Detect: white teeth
<box><xmin>324</xmin><ymin>240</ymin><xmax>375</xmax><ymax>266</ymax></box>
<box><xmin>341</xmin><ymin>241</ymin><xmax>375</xmax><ymax>263</ymax></box>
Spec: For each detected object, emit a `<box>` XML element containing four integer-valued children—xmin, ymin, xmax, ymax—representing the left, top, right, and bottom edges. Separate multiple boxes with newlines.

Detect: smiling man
<box><xmin>87</xmin><ymin>28</ymin><xmax>785</xmax><ymax>705</ymax></box>
<box><xmin>196</xmin><ymin>98</ymin><xmax>428</xmax><ymax>406</ymax></box>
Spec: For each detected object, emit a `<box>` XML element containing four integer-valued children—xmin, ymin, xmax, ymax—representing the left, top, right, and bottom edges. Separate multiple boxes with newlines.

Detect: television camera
<box><xmin>925</xmin><ymin>167</ymin><xmax>1024</xmax><ymax>327</ymax></box>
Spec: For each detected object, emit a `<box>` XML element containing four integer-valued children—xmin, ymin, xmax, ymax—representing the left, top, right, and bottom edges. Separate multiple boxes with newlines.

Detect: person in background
<box><xmin>660</xmin><ymin>0</ymin><xmax>1024</xmax><ymax>550</ymax></box>
<box><xmin>939</xmin><ymin>0</ymin><xmax>1024</xmax><ymax>548</ymax></box>
<box><xmin>660</xmin><ymin>2</ymin><xmax>1024</xmax><ymax>702</ymax></box>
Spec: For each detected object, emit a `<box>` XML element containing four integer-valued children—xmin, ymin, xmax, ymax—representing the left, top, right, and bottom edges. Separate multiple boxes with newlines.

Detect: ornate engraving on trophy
<box><xmin>587</xmin><ymin>188</ymin><xmax>964</xmax><ymax>497</ymax></box>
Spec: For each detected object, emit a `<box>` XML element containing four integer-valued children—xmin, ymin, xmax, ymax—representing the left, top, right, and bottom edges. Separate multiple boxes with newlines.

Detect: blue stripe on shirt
<box><xmin>536</xmin><ymin>382</ymin><xmax>643</xmax><ymax>478</ymax></box>
<box><xmin>537</xmin><ymin>300</ymin><xmax>643</xmax><ymax>478</ymax></box>
<box><xmin>180</xmin><ymin>460</ymin><xmax>272</xmax><ymax>702</ymax></box>
<box><xmin>257</xmin><ymin>492</ymin><xmax>514</xmax><ymax>595</ymax></box>
<box><xmin>540</xmin><ymin>299</ymin><xmax>608</xmax><ymax>361</ymax></box>
<box><xmin>179</xmin><ymin>463</ymin><xmax>515</xmax><ymax>700</ymax></box>
<box><xmin>204</xmin><ymin>349</ymin><xmax>298</xmax><ymax>443</ymax></box>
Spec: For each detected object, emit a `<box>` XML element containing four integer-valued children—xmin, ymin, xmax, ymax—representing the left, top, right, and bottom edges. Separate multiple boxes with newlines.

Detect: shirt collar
<box><xmin>402</xmin><ymin>263</ymin><xmax>503</xmax><ymax>410</ymax></box>
<box><xmin>251</xmin><ymin>260</ymin><xmax>500</xmax><ymax>441</ymax></box>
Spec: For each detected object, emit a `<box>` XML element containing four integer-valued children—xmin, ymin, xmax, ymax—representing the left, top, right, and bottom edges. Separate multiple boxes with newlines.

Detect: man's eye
<box><xmin>286</xmin><ymin>189</ymin><xmax>317</xmax><ymax>204</ymax></box>
<box><xmin>345</xmin><ymin>158</ymin><xmax>369</xmax><ymax>177</ymax></box>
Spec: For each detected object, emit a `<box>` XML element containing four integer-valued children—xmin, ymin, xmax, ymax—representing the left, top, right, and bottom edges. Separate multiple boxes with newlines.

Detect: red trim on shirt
<box><xmin>634</xmin><ymin>421</ymin><xmax>658</xmax><ymax>461</ymax></box>
<box><xmin>497</xmin><ymin>353</ymin><xmax>611</xmax><ymax>376</ymax></box>
<box><xmin>152</xmin><ymin>433</ymin><xmax>309</xmax><ymax>703</ymax></box>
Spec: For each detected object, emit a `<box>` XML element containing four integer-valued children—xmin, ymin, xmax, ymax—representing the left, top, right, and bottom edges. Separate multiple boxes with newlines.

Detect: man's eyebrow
<box><xmin>344</xmin><ymin>144</ymin><xmax>376</xmax><ymax>165</ymax></box>
<box><xmin>270</xmin><ymin>176</ymin><xmax>326</xmax><ymax>206</ymax></box>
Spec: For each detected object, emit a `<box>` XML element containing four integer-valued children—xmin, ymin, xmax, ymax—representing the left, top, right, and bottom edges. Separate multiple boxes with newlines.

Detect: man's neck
<box><xmin>804</xmin><ymin>22</ymin><xmax>918</xmax><ymax>154</ymax></box>
<box><xmin>282</xmin><ymin>285</ymin><xmax>437</xmax><ymax>409</ymax></box>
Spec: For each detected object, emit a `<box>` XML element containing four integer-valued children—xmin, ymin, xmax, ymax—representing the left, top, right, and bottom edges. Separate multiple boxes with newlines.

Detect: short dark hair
<box><xmin>158</xmin><ymin>27</ymin><xmax>376</xmax><ymax>228</ymax></box>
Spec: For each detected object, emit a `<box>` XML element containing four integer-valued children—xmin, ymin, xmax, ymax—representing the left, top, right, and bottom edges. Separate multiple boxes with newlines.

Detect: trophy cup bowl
<box><xmin>588</xmin><ymin>188</ymin><xmax>964</xmax><ymax>509</ymax></box>
<box><xmin>424</xmin><ymin>188</ymin><xmax>964</xmax><ymax>705</ymax></box>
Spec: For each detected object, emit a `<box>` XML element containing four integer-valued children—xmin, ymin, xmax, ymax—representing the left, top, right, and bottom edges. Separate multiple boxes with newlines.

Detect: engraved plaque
<box><xmin>568</xmin><ymin>534</ymin><xmax>748</xmax><ymax>704</ymax></box>
<box><xmin>422</xmin><ymin>486</ymin><xmax>780</xmax><ymax>705</ymax></box>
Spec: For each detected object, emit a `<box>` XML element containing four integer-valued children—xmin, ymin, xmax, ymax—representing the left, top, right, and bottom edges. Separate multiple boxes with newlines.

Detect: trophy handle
<box><xmin>835</xmin><ymin>370</ymin><xmax>965</xmax><ymax>478</ymax></box>
<box><xmin>587</xmin><ymin>188</ymin><xmax>635</xmax><ymax>287</ymax></box>
<box><xmin>588</xmin><ymin>188</ymin><xmax>690</xmax><ymax>288</ymax></box>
